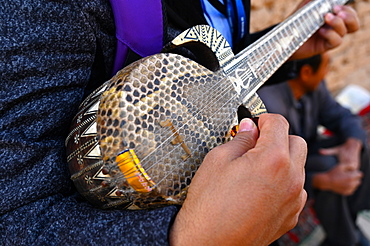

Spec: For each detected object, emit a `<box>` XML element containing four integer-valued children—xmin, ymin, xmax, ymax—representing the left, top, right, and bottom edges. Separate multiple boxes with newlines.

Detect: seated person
<box><xmin>257</xmin><ymin>53</ymin><xmax>370</xmax><ymax>246</ymax></box>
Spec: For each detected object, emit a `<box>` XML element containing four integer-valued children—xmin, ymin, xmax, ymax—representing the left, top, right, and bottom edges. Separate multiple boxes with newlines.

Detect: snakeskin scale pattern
<box><xmin>67</xmin><ymin>53</ymin><xmax>239</xmax><ymax>209</ymax></box>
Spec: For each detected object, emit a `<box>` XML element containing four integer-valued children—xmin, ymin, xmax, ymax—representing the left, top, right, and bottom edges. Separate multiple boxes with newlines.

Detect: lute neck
<box><xmin>224</xmin><ymin>0</ymin><xmax>348</xmax><ymax>87</ymax></box>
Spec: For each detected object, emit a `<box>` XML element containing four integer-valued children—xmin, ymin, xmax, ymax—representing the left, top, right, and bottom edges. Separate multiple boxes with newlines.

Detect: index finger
<box><xmin>255</xmin><ymin>113</ymin><xmax>290</xmax><ymax>153</ymax></box>
<box><xmin>333</xmin><ymin>5</ymin><xmax>360</xmax><ymax>33</ymax></box>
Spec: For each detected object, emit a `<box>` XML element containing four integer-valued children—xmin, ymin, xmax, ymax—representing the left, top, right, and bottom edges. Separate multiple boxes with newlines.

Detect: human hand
<box><xmin>320</xmin><ymin>138</ymin><xmax>362</xmax><ymax>171</ymax></box>
<box><xmin>292</xmin><ymin>2</ymin><xmax>359</xmax><ymax>60</ymax></box>
<box><xmin>313</xmin><ymin>138</ymin><xmax>363</xmax><ymax>195</ymax></box>
<box><xmin>313</xmin><ymin>164</ymin><xmax>363</xmax><ymax>195</ymax></box>
<box><xmin>170</xmin><ymin>114</ymin><xmax>307</xmax><ymax>246</ymax></box>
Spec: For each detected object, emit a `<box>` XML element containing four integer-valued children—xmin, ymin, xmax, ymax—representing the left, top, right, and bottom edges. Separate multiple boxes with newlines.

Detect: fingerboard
<box><xmin>223</xmin><ymin>0</ymin><xmax>348</xmax><ymax>101</ymax></box>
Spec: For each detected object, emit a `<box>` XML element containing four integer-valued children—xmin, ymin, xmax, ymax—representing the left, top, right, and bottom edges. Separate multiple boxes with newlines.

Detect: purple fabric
<box><xmin>110</xmin><ymin>0</ymin><xmax>164</xmax><ymax>74</ymax></box>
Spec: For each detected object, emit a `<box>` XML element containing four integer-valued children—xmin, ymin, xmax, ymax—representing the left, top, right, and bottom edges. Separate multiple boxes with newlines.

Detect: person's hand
<box><xmin>313</xmin><ymin>164</ymin><xmax>363</xmax><ymax>196</ymax></box>
<box><xmin>320</xmin><ymin>138</ymin><xmax>362</xmax><ymax>171</ymax></box>
<box><xmin>292</xmin><ymin>2</ymin><xmax>360</xmax><ymax>60</ymax></box>
<box><xmin>313</xmin><ymin>138</ymin><xmax>363</xmax><ymax>196</ymax></box>
<box><xmin>170</xmin><ymin>114</ymin><xmax>307</xmax><ymax>246</ymax></box>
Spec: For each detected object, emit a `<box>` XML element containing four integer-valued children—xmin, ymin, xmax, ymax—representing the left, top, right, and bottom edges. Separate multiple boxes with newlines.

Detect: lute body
<box><xmin>66</xmin><ymin>0</ymin><xmax>349</xmax><ymax>209</ymax></box>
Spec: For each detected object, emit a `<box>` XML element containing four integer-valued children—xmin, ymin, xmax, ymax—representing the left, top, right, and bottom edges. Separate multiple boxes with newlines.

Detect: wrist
<box><xmin>312</xmin><ymin>172</ymin><xmax>330</xmax><ymax>191</ymax></box>
<box><xmin>345</xmin><ymin>138</ymin><xmax>362</xmax><ymax>152</ymax></box>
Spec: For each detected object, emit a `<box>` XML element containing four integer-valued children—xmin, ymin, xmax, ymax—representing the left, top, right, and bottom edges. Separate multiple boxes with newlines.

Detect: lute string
<box><xmin>115</xmin><ymin>0</ymin><xmax>349</xmax><ymax>185</ymax></box>
<box><xmin>126</xmin><ymin>73</ymin><xmax>242</xmax><ymax>183</ymax></box>
<box><xmin>118</xmin><ymin>74</ymin><xmax>241</xmax><ymax>185</ymax></box>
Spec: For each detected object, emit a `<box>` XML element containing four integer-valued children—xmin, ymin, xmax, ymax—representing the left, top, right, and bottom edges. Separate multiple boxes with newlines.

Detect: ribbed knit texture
<box><xmin>0</xmin><ymin>1</ymin><xmax>179</xmax><ymax>245</ymax></box>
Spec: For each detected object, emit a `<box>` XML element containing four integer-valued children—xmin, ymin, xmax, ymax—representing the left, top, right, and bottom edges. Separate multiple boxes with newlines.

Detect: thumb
<box><xmin>221</xmin><ymin>118</ymin><xmax>259</xmax><ymax>158</ymax></box>
<box><xmin>319</xmin><ymin>146</ymin><xmax>340</xmax><ymax>156</ymax></box>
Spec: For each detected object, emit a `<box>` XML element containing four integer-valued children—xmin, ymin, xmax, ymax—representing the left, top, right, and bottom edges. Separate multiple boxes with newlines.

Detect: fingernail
<box><xmin>333</xmin><ymin>5</ymin><xmax>341</xmax><ymax>14</ymax></box>
<box><xmin>326</xmin><ymin>12</ymin><xmax>335</xmax><ymax>21</ymax></box>
<box><xmin>238</xmin><ymin>118</ymin><xmax>255</xmax><ymax>132</ymax></box>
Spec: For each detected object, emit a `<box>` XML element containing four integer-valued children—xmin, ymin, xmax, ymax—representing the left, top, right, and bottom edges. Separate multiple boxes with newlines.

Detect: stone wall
<box><xmin>250</xmin><ymin>0</ymin><xmax>370</xmax><ymax>95</ymax></box>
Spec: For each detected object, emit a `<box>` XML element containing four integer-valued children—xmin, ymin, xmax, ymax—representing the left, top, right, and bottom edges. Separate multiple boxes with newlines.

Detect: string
<box><xmin>139</xmin><ymin>72</ymin><xmax>239</xmax><ymax>165</ymax></box>
<box><xmin>113</xmin><ymin>0</ymin><xmax>340</xmax><ymax>189</ymax></box>
<box><xmin>111</xmin><ymin>70</ymin><xmax>241</xmax><ymax>188</ymax></box>
<box><xmin>152</xmin><ymin>103</ymin><xmax>238</xmax><ymax>188</ymax></box>
<box><xmin>115</xmin><ymin>78</ymin><xmax>241</xmax><ymax>188</ymax></box>
<box><xmin>136</xmin><ymin>0</ymin><xmax>333</xmax><ymax>185</ymax></box>
<box><xmin>139</xmin><ymin>74</ymin><xmax>241</xmax><ymax>178</ymax></box>
<box><xmin>137</xmin><ymin>0</ymin><xmax>322</xmax><ymax>167</ymax></box>
<box><xmin>131</xmin><ymin>70</ymin><xmax>238</xmax><ymax>165</ymax></box>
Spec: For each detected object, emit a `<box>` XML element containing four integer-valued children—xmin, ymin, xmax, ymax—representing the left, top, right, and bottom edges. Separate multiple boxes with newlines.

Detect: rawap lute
<box><xmin>66</xmin><ymin>0</ymin><xmax>350</xmax><ymax>209</ymax></box>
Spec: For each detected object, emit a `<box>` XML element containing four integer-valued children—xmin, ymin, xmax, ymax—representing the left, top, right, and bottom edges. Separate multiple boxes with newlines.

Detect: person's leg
<box><xmin>348</xmin><ymin>147</ymin><xmax>370</xmax><ymax>215</ymax></box>
<box><xmin>306</xmin><ymin>154</ymin><xmax>358</xmax><ymax>246</ymax></box>
<box><xmin>348</xmin><ymin>148</ymin><xmax>370</xmax><ymax>246</ymax></box>
<box><xmin>314</xmin><ymin>190</ymin><xmax>358</xmax><ymax>246</ymax></box>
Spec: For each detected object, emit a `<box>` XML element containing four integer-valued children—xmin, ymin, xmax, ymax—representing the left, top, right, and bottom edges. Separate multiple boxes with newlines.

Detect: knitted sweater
<box><xmin>0</xmin><ymin>1</ymin><xmax>178</xmax><ymax>245</ymax></box>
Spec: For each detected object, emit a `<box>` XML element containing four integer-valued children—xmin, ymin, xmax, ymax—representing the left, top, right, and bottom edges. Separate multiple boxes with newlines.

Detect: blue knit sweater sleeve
<box><xmin>0</xmin><ymin>0</ymin><xmax>179</xmax><ymax>245</ymax></box>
